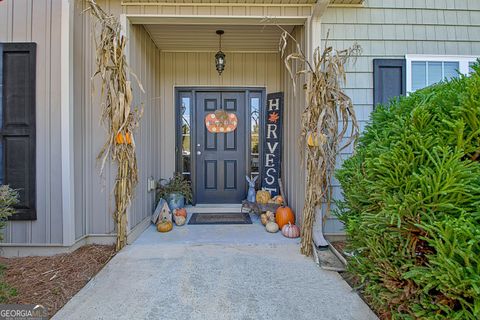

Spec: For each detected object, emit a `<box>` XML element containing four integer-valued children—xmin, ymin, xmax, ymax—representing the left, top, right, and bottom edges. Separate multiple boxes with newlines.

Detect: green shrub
<box><xmin>0</xmin><ymin>185</ymin><xmax>18</xmax><ymax>302</ymax></box>
<box><xmin>0</xmin><ymin>185</ymin><xmax>18</xmax><ymax>240</ymax></box>
<box><xmin>336</xmin><ymin>64</ymin><xmax>480</xmax><ymax>319</ymax></box>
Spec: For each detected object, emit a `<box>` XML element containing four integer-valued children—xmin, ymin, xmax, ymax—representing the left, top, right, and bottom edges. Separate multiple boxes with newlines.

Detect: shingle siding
<box><xmin>322</xmin><ymin>0</ymin><xmax>480</xmax><ymax>234</ymax></box>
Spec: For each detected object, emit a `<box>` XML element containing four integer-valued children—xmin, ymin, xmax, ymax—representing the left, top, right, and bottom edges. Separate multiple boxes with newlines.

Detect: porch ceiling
<box><xmin>144</xmin><ymin>24</ymin><xmax>294</xmax><ymax>52</ymax></box>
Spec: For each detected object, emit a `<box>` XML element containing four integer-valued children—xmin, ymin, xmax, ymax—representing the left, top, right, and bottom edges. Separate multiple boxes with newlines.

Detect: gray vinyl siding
<box><xmin>0</xmin><ymin>0</ymin><xmax>63</xmax><ymax>244</ymax></box>
<box><xmin>321</xmin><ymin>0</ymin><xmax>480</xmax><ymax>234</ymax></box>
<box><xmin>73</xmin><ymin>0</ymin><xmax>162</xmax><ymax>239</ymax></box>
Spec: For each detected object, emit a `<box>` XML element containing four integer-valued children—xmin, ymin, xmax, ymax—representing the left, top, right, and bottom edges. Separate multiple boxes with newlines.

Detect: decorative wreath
<box><xmin>205</xmin><ymin>110</ymin><xmax>238</xmax><ymax>133</ymax></box>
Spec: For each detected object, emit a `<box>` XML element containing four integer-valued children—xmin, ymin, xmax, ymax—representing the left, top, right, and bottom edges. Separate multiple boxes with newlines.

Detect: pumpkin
<box><xmin>174</xmin><ymin>215</ymin><xmax>186</xmax><ymax>226</ymax></box>
<box><xmin>115</xmin><ymin>132</ymin><xmax>125</xmax><ymax>144</ymax></box>
<box><xmin>174</xmin><ymin>208</ymin><xmax>187</xmax><ymax>218</ymax></box>
<box><xmin>272</xmin><ymin>195</ymin><xmax>284</xmax><ymax>204</ymax></box>
<box><xmin>281</xmin><ymin>222</ymin><xmax>300</xmax><ymax>238</ymax></box>
<box><xmin>157</xmin><ymin>218</ymin><xmax>173</xmax><ymax>233</ymax></box>
<box><xmin>256</xmin><ymin>190</ymin><xmax>271</xmax><ymax>204</ymax></box>
<box><xmin>125</xmin><ymin>132</ymin><xmax>133</xmax><ymax>145</ymax></box>
<box><xmin>275</xmin><ymin>206</ymin><xmax>295</xmax><ymax>229</ymax></box>
<box><xmin>265</xmin><ymin>222</ymin><xmax>279</xmax><ymax>233</ymax></box>
<box><xmin>260</xmin><ymin>213</ymin><xmax>268</xmax><ymax>226</ymax></box>
<box><xmin>205</xmin><ymin>110</ymin><xmax>238</xmax><ymax>133</ymax></box>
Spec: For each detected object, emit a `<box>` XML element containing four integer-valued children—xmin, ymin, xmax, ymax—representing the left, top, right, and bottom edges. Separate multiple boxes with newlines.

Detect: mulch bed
<box><xmin>0</xmin><ymin>245</ymin><xmax>116</xmax><ymax>317</ymax></box>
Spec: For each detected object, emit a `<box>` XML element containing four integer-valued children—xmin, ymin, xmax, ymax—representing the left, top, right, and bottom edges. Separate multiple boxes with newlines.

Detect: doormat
<box><xmin>188</xmin><ymin>212</ymin><xmax>252</xmax><ymax>225</ymax></box>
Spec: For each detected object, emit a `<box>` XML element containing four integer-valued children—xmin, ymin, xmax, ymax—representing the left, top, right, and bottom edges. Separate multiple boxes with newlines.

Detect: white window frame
<box><xmin>406</xmin><ymin>55</ymin><xmax>478</xmax><ymax>93</ymax></box>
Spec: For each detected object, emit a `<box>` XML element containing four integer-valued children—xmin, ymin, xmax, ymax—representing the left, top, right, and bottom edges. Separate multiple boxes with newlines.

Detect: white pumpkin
<box><xmin>281</xmin><ymin>222</ymin><xmax>300</xmax><ymax>238</ymax></box>
<box><xmin>266</xmin><ymin>222</ymin><xmax>279</xmax><ymax>233</ymax></box>
<box><xmin>174</xmin><ymin>215</ymin><xmax>186</xmax><ymax>226</ymax></box>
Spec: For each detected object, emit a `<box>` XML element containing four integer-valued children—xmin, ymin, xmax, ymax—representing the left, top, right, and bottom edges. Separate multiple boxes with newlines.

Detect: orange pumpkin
<box><xmin>275</xmin><ymin>206</ymin><xmax>295</xmax><ymax>229</ymax></box>
<box><xmin>157</xmin><ymin>218</ymin><xmax>173</xmax><ymax>233</ymax></box>
<box><xmin>174</xmin><ymin>208</ymin><xmax>187</xmax><ymax>218</ymax></box>
<box><xmin>115</xmin><ymin>132</ymin><xmax>125</xmax><ymax>144</ymax></box>
<box><xmin>125</xmin><ymin>132</ymin><xmax>133</xmax><ymax>145</ymax></box>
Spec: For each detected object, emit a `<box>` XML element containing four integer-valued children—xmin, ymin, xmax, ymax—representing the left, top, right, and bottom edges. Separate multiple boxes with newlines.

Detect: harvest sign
<box><xmin>261</xmin><ymin>92</ymin><xmax>283</xmax><ymax>196</ymax></box>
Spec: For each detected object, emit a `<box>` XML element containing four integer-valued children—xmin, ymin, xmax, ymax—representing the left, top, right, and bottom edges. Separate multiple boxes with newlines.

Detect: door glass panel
<box><xmin>250</xmin><ymin>97</ymin><xmax>260</xmax><ymax>178</ymax></box>
<box><xmin>181</xmin><ymin>96</ymin><xmax>191</xmax><ymax>181</ymax></box>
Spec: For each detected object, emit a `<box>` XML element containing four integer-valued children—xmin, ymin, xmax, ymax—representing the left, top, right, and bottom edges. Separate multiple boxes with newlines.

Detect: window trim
<box><xmin>406</xmin><ymin>55</ymin><xmax>478</xmax><ymax>93</ymax></box>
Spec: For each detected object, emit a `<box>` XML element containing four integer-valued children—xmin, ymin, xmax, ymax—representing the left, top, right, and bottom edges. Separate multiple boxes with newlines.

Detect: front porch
<box><xmin>53</xmin><ymin>211</ymin><xmax>376</xmax><ymax>320</ymax></box>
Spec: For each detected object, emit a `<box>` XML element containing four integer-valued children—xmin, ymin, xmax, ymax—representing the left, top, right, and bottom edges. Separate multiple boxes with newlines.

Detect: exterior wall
<box><xmin>321</xmin><ymin>0</ymin><xmax>480</xmax><ymax>234</ymax></box>
<box><xmin>159</xmin><ymin>51</ymin><xmax>282</xmax><ymax>180</ymax></box>
<box><xmin>0</xmin><ymin>0</ymin><xmax>64</xmax><ymax>244</ymax></box>
<box><xmin>281</xmin><ymin>25</ymin><xmax>307</xmax><ymax>227</ymax></box>
<box><xmin>73</xmin><ymin>0</ymin><xmax>161</xmax><ymax>239</ymax></box>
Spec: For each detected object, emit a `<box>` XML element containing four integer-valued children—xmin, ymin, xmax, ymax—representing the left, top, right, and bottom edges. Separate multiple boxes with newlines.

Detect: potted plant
<box><xmin>156</xmin><ymin>173</ymin><xmax>193</xmax><ymax>210</ymax></box>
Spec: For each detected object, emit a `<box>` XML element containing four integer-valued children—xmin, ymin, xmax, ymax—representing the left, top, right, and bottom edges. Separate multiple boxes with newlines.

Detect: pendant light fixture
<box><xmin>215</xmin><ymin>30</ymin><xmax>225</xmax><ymax>76</ymax></box>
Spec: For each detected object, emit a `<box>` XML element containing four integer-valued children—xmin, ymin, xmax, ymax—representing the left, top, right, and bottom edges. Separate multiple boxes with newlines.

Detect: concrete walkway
<box><xmin>54</xmin><ymin>212</ymin><xmax>377</xmax><ymax>320</ymax></box>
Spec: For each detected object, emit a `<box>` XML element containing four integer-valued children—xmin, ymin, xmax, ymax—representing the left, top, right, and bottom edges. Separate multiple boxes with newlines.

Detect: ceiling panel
<box><xmin>145</xmin><ymin>24</ymin><xmax>294</xmax><ymax>52</ymax></box>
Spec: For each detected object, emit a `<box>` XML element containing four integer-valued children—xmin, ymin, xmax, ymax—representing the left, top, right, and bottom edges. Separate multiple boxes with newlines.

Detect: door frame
<box><xmin>175</xmin><ymin>86</ymin><xmax>266</xmax><ymax>205</ymax></box>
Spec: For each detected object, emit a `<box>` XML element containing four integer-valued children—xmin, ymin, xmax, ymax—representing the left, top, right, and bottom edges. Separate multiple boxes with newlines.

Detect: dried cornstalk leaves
<box><xmin>280</xmin><ymin>30</ymin><xmax>361</xmax><ymax>256</ymax></box>
<box><xmin>86</xmin><ymin>0</ymin><xmax>144</xmax><ymax>251</ymax></box>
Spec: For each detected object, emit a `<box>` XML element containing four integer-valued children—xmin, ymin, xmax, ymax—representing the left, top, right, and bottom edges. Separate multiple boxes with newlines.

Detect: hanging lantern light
<box><xmin>215</xmin><ymin>30</ymin><xmax>225</xmax><ymax>76</ymax></box>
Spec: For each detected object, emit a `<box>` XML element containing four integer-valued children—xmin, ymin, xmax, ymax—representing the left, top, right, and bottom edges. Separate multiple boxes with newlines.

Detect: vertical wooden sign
<box><xmin>261</xmin><ymin>92</ymin><xmax>283</xmax><ymax>196</ymax></box>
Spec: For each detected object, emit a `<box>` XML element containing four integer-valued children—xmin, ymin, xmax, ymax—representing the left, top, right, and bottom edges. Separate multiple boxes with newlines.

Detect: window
<box><xmin>179</xmin><ymin>95</ymin><xmax>191</xmax><ymax>181</ymax></box>
<box><xmin>406</xmin><ymin>55</ymin><xmax>478</xmax><ymax>93</ymax></box>
<box><xmin>249</xmin><ymin>95</ymin><xmax>261</xmax><ymax>179</ymax></box>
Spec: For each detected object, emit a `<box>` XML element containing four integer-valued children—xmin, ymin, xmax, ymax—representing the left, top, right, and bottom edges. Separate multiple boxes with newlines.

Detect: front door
<box><xmin>195</xmin><ymin>91</ymin><xmax>247</xmax><ymax>203</ymax></box>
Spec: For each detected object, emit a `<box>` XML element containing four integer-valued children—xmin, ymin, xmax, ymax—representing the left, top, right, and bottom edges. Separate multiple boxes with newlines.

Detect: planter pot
<box><xmin>166</xmin><ymin>192</ymin><xmax>185</xmax><ymax>210</ymax></box>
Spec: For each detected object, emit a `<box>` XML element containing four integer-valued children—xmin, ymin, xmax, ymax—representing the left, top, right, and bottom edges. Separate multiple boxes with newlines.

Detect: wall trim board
<box><xmin>0</xmin><ymin>217</ymin><xmax>151</xmax><ymax>257</ymax></box>
<box><xmin>61</xmin><ymin>0</ymin><xmax>76</xmax><ymax>247</ymax></box>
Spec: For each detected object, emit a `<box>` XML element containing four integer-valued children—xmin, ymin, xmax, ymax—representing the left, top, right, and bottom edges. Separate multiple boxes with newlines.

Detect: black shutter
<box><xmin>373</xmin><ymin>59</ymin><xmax>406</xmax><ymax>107</ymax></box>
<box><xmin>0</xmin><ymin>43</ymin><xmax>37</xmax><ymax>220</ymax></box>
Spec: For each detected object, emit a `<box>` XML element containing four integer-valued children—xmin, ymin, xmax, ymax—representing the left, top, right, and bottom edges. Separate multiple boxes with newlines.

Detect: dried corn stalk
<box><xmin>280</xmin><ymin>30</ymin><xmax>361</xmax><ymax>256</ymax></box>
<box><xmin>86</xmin><ymin>0</ymin><xmax>144</xmax><ymax>251</ymax></box>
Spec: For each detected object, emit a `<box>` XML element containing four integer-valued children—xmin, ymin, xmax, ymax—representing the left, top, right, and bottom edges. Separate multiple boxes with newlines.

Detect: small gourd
<box><xmin>265</xmin><ymin>221</ymin><xmax>279</xmax><ymax>233</ymax></box>
<box><xmin>260</xmin><ymin>213</ymin><xmax>268</xmax><ymax>226</ymax></box>
<box><xmin>157</xmin><ymin>217</ymin><xmax>173</xmax><ymax>232</ymax></box>
<box><xmin>174</xmin><ymin>215</ymin><xmax>186</xmax><ymax>226</ymax></box>
<box><xmin>272</xmin><ymin>195</ymin><xmax>284</xmax><ymax>205</ymax></box>
<box><xmin>265</xmin><ymin>211</ymin><xmax>275</xmax><ymax>222</ymax></box>
<box><xmin>174</xmin><ymin>208</ymin><xmax>187</xmax><ymax>218</ymax></box>
<box><xmin>256</xmin><ymin>190</ymin><xmax>271</xmax><ymax>204</ymax></box>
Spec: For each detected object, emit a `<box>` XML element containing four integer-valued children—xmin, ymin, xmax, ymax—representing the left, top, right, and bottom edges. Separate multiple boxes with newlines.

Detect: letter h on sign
<box><xmin>261</xmin><ymin>92</ymin><xmax>283</xmax><ymax>196</ymax></box>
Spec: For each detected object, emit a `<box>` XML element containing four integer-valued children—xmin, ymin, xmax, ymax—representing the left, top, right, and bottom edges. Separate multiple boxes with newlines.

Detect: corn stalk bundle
<box><xmin>279</xmin><ymin>31</ymin><xmax>361</xmax><ymax>256</ymax></box>
<box><xmin>86</xmin><ymin>0</ymin><xmax>144</xmax><ymax>251</ymax></box>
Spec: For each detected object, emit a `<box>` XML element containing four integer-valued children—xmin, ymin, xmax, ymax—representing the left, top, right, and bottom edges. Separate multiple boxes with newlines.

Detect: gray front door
<box><xmin>195</xmin><ymin>91</ymin><xmax>247</xmax><ymax>203</ymax></box>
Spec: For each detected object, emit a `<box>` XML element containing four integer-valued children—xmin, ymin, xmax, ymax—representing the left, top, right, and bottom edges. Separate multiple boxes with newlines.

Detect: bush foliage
<box><xmin>336</xmin><ymin>64</ymin><xmax>480</xmax><ymax>319</ymax></box>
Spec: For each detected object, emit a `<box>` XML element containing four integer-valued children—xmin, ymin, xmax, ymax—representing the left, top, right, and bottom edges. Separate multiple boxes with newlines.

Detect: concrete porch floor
<box><xmin>53</xmin><ymin>207</ymin><xmax>377</xmax><ymax>320</ymax></box>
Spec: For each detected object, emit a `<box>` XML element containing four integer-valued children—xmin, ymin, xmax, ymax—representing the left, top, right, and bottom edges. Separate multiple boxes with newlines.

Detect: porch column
<box><xmin>307</xmin><ymin>0</ymin><xmax>330</xmax><ymax>247</ymax></box>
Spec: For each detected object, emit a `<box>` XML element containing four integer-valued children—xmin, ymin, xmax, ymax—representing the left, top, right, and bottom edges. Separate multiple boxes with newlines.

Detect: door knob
<box><xmin>197</xmin><ymin>151</ymin><xmax>202</xmax><ymax>155</ymax></box>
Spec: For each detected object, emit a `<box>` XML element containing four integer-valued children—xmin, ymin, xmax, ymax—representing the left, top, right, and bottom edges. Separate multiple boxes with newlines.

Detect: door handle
<box><xmin>197</xmin><ymin>151</ymin><xmax>202</xmax><ymax>155</ymax></box>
